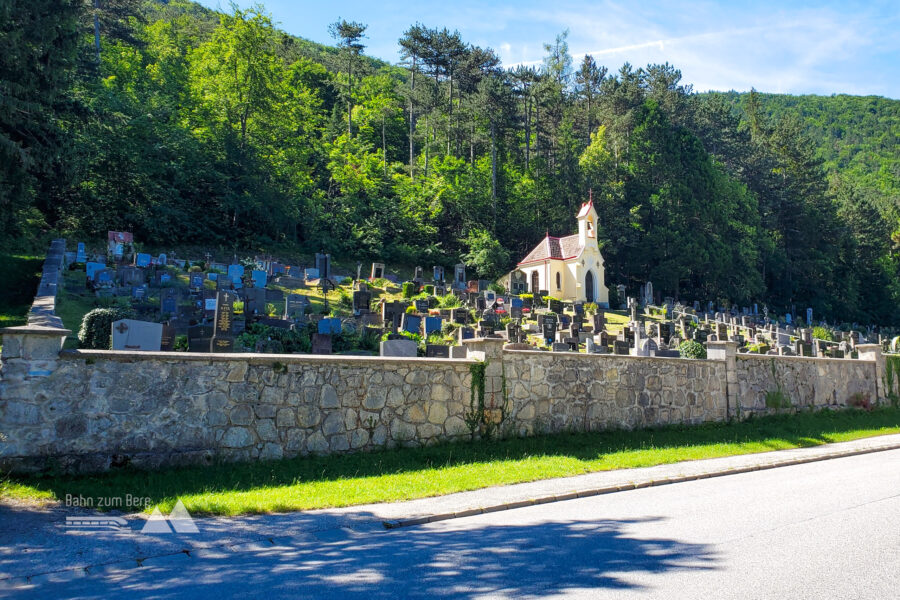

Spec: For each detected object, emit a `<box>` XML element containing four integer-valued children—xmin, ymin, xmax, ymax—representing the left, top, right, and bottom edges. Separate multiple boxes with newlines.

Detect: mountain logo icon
<box><xmin>140</xmin><ymin>500</ymin><xmax>199</xmax><ymax>534</ymax></box>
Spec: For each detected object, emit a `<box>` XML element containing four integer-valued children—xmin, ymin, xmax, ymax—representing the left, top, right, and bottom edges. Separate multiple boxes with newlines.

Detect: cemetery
<box><xmin>1</xmin><ymin>237</ymin><xmax>898</xmax><ymax>474</ymax></box>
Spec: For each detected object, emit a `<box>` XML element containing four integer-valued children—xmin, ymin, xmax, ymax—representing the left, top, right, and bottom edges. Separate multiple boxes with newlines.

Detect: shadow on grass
<box><xmin>7</xmin><ymin>408</ymin><xmax>900</xmax><ymax>512</ymax></box>
<box><xmin>0</xmin><ymin>254</ymin><xmax>42</xmax><ymax>327</ymax></box>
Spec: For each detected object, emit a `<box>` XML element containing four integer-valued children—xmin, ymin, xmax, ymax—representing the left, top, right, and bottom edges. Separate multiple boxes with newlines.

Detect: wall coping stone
<box><xmin>0</xmin><ymin>325</ymin><xmax>72</xmax><ymax>337</ymax></box>
<box><xmin>736</xmin><ymin>353</ymin><xmax>873</xmax><ymax>365</ymax></box>
<box><xmin>502</xmin><ymin>348</ymin><xmax>724</xmax><ymax>363</ymax></box>
<box><xmin>59</xmin><ymin>349</ymin><xmax>475</xmax><ymax>366</ymax></box>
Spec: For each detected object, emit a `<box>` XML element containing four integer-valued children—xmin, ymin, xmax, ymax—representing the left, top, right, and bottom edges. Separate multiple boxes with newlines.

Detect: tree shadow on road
<box><xmin>21</xmin><ymin>515</ymin><xmax>719</xmax><ymax>599</ymax></box>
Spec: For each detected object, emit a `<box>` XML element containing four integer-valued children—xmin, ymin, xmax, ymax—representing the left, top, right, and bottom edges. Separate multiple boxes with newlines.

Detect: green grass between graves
<box><xmin>3</xmin><ymin>408</ymin><xmax>900</xmax><ymax>516</ymax></box>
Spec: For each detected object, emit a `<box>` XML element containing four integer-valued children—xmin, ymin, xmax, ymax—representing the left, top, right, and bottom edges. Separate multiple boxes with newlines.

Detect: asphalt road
<box><xmin>6</xmin><ymin>448</ymin><xmax>900</xmax><ymax>599</ymax></box>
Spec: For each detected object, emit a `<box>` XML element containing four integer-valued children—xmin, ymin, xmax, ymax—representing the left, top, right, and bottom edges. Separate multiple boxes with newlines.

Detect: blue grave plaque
<box><xmin>424</xmin><ymin>316</ymin><xmax>443</xmax><ymax>335</ymax></box>
<box><xmin>402</xmin><ymin>314</ymin><xmax>422</xmax><ymax>335</ymax></box>
<box><xmin>251</xmin><ymin>270</ymin><xmax>267</xmax><ymax>288</ymax></box>
<box><xmin>135</xmin><ymin>253</ymin><xmax>152</xmax><ymax>268</ymax></box>
<box><xmin>85</xmin><ymin>261</ymin><xmax>105</xmax><ymax>280</ymax></box>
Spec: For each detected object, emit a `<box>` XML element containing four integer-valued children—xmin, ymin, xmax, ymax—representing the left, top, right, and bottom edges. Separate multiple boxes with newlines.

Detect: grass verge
<box><xmin>3</xmin><ymin>408</ymin><xmax>899</xmax><ymax>516</ymax></box>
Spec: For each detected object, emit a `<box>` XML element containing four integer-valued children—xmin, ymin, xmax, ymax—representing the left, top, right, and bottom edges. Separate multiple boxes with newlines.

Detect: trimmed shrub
<box><xmin>79</xmin><ymin>307</ymin><xmax>134</xmax><ymax>349</ymax></box>
<box><xmin>401</xmin><ymin>281</ymin><xmax>416</xmax><ymax>298</ymax></box>
<box><xmin>679</xmin><ymin>340</ymin><xmax>707</xmax><ymax>359</ymax></box>
<box><xmin>812</xmin><ymin>326</ymin><xmax>834</xmax><ymax>341</ymax></box>
<box><xmin>438</xmin><ymin>293</ymin><xmax>461</xmax><ymax>308</ymax></box>
<box><xmin>423</xmin><ymin>284</ymin><xmax>435</xmax><ymax>295</ymax></box>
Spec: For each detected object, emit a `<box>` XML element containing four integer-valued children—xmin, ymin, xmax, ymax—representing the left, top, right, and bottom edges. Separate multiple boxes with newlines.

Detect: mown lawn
<box><xmin>3</xmin><ymin>408</ymin><xmax>899</xmax><ymax>516</ymax></box>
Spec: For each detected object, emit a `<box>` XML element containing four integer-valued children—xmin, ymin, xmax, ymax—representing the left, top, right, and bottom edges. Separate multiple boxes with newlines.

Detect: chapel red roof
<box><xmin>518</xmin><ymin>234</ymin><xmax>583</xmax><ymax>265</ymax></box>
<box><xmin>576</xmin><ymin>200</ymin><xmax>594</xmax><ymax>218</ymax></box>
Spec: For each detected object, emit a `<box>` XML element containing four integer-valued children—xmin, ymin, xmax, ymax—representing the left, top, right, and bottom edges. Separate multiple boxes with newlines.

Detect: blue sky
<box><xmin>196</xmin><ymin>0</ymin><xmax>900</xmax><ymax>98</ymax></box>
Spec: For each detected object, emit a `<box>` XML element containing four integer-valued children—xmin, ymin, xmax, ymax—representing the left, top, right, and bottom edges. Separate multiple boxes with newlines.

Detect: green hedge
<box><xmin>79</xmin><ymin>307</ymin><xmax>134</xmax><ymax>349</ymax></box>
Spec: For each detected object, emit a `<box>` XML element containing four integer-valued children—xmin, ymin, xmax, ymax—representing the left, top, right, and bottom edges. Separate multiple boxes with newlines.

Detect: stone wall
<box><xmin>734</xmin><ymin>354</ymin><xmax>878</xmax><ymax>417</ymax></box>
<box><xmin>0</xmin><ymin>351</ymin><xmax>472</xmax><ymax>473</ymax></box>
<box><xmin>501</xmin><ymin>350</ymin><xmax>728</xmax><ymax>434</ymax></box>
<box><xmin>0</xmin><ymin>334</ymin><xmax>886</xmax><ymax>474</ymax></box>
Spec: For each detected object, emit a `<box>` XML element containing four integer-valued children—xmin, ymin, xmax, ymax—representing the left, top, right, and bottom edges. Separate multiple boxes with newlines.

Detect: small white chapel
<box><xmin>515</xmin><ymin>199</ymin><xmax>609</xmax><ymax>306</ymax></box>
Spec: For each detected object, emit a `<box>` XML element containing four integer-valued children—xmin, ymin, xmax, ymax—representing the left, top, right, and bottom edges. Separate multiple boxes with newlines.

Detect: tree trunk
<box><xmin>347</xmin><ymin>56</ymin><xmax>353</xmax><ymax>137</ymax></box>
<box><xmin>409</xmin><ymin>58</ymin><xmax>416</xmax><ymax>178</ymax></box>
<box><xmin>525</xmin><ymin>97</ymin><xmax>531</xmax><ymax>170</ymax></box>
<box><xmin>93</xmin><ymin>0</ymin><xmax>101</xmax><ymax>65</ymax></box>
<box><xmin>423</xmin><ymin>114</ymin><xmax>429</xmax><ymax>177</ymax></box>
<box><xmin>491</xmin><ymin>121</ymin><xmax>497</xmax><ymax>231</ymax></box>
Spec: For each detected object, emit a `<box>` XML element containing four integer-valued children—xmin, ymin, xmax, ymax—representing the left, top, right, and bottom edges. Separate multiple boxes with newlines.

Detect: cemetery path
<box><xmin>2</xmin><ymin>435</ymin><xmax>900</xmax><ymax>598</ymax></box>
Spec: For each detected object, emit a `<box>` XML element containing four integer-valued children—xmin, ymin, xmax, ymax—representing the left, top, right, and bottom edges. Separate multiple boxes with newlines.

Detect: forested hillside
<box><xmin>1</xmin><ymin>0</ymin><xmax>898</xmax><ymax>323</ymax></box>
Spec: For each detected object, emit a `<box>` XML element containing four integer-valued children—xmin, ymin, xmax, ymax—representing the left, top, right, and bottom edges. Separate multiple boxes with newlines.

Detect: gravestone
<box><xmin>317</xmin><ymin>317</ymin><xmax>342</xmax><ymax>336</ymax></box>
<box><xmin>353</xmin><ymin>290</ymin><xmax>371</xmax><ymax>315</ymax></box>
<box><xmin>432</xmin><ymin>265</ymin><xmax>445</xmax><ymax>283</ymax></box>
<box><xmin>304</xmin><ymin>268</ymin><xmax>320</xmax><ymax>280</ymax></box>
<box><xmin>117</xmin><ymin>266</ymin><xmax>145</xmax><ymax>286</ymax></box>
<box><xmin>187</xmin><ymin>324</ymin><xmax>214</xmax><ymax>352</ymax></box>
<box><xmin>251</xmin><ymin>269</ymin><xmax>267</xmax><ymax>288</ymax></box>
<box><xmin>76</xmin><ymin>242</ymin><xmax>87</xmax><ymax>263</ymax></box>
<box><xmin>451</xmin><ymin>308</ymin><xmax>468</xmax><ymax>324</ymax></box>
<box><xmin>424</xmin><ymin>316</ymin><xmax>443</xmax><ymax>336</ymax></box>
<box><xmin>401</xmin><ymin>313</ymin><xmax>422</xmax><ymax>335</ymax></box>
<box><xmin>312</xmin><ymin>333</ymin><xmax>332</xmax><ymax>355</ymax></box>
<box><xmin>135</xmin><ymin>253</ymin><xmax>152</xmax><ymax>268</ymax></box>
<box><xmin>541</xmin><ymin>314</ymin><xmax>557</xmax><ymax>344</ymax></box>
<box><xmin>380</xmin><ymin>338</ymin><xmax>417</xmax><ymax>357</ymax></box>
<box><xmin>189</xmin><ymin>273</ymin><xmax>204</xmax><ymax>291</ymax></box>
<box><xmin>425</xmin><ymin>344</ymin><xmax>450</xmax><ymax>358</ymax></box>
<box><xmin>131</xmin><ymin>286</ymin><xmax>146</xmax><ymax>300</ymax></box>
<box><xmin>85</xmin><ymin>261</ymin><xmax>105</xmax><ymax>281</ymax></box>
<box><xmin>160</xmin><ymin>324</ymin><xmax>175</xmax><ymax>351</ymax></box>
<box><xmin>210</xmin><ymin>292</ymin><xmax>234</xmax><ymax>352</ymax></box>
<box><xmin>244</xmin><ymin>287</ymin><xmax>267</xmax><ymax>316</ymax></box>
<box><xmin>227</xmin><ymin>265</ymin><xmax>244</xmax><ymax>289</ymax></box>
<box><xmin>458</xmin><ymin>327</ymin><xmax>475</xmax><ymax>343</ymax></box>
<box><xmin>112</xmin><ymin>319</ymin><xmax>163</xmax><ymax>352</ymax></box>
<box><xmin>453</xmin><ymin>264</ymin><xmax>466</xmax><ymax>289</ymax></box>
<box><xmin>414</xmin><ymin>299</ymin><xmax>430</xmax><ymax>313</ymax></box>
<box><xmin>548</xmin><ymin>298</ymin><xmax>562</xmax><ymax>314</ymax></box>
<box><xmin>613</xmin><ymin>340</ymin><xmax>629</xmax><ymax>355</ymax></box>
<box><xmin>508</xmin><ymin>269</ymin><xmax>528</xmax><ymax>294</ymax></box>
<box><xmin>257</xmin><ymin>317</ymin><xmax>294</xmax><ymax>330</ymax></box>
<box><xmin>216</xmin><ymin>276</ymin><xmax>232</xmax><ymax>291</ymax></box>
<box><xmin>157</xmin><ymin>254</ymin><xmax>167</xmax><ymax>266</ymax></box>
<box><xmin>315</xmin><ymin>253</ymin><xmax>331</xmax><ymax>280</ymax></box>
<box><xmin>371</xmin><ymin>262</ymin><xmax>385</xmax><ymax>279</ymax></box>
<box><xmin>382</xmin><ymin>301</ymin><xmax>405</xmax><ymax>331</ymax></box>
<box><xmin>160</xmin><ymin>289</ymin><xmax>178</xmax><ymax>316</ymax></box>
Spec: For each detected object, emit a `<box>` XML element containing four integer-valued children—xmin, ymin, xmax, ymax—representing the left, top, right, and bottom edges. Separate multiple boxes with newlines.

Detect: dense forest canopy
<box><xmin>1</xmin><ymin>0</ymin><xmax>898</xmax><ymax>323</ymax></box>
